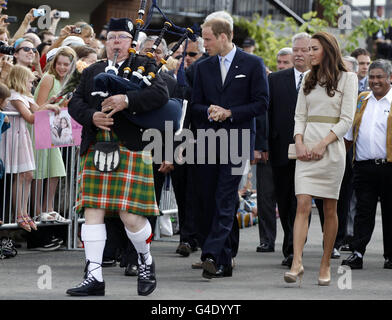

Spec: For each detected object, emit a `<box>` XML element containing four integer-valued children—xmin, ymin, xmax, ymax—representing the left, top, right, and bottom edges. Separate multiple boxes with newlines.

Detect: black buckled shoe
<box><xmin>341</xmin><ymin>253</ymin><xmax>363</xmax><ymax>269</ymax></box>
<box><xmin>102</xmin><ymin>259</ymin><xmax>117</xmax><ymax>267</ymax></box>
<box><xmin>137</xmin><ymin>254</ymin><xmax>156</xmax><ymax>296</ymax></box>
<box><xmin>201</xmin><ymin>257</ymin><xmax>218</xmax><ymax>279</ymax></box>
<box><xmin>66</xmin><ymin>261</ymin><xmax>105</xmax><ymax>296</ymax></box>
<box><xmin>125</xmin><ymin>264</ymin><xmax>138</xmax><ymax>276</ymax></box>
<box><xmin>281</xmin><ymin>254</ymin><xmax>293</xmax><ymax>268</ymax></box>
<box><xmin>203</xmin><ymin>264</ymin><xmax>233</xmax><ymax>279</ymax></box>
<box><xmin>176</xmin><ymin>242</ymin><xmax>193</xmax><ymax>257</ymax></box>
<box><xmin>384</xmin><ymin>258</ymin><xmax>392</xmax><ymax>269</ymax></box>
<box><xmin>256</xmin><ymin>243</ymin><xmax>274</xmax><ymax>253</ymax></box>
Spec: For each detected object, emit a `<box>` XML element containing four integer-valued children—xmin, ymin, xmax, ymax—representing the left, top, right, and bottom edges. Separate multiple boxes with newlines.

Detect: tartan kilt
<box><xmin>75</xmin><ymin>139</ymin><xmax>160</xmax><ymax>217</ymax></box>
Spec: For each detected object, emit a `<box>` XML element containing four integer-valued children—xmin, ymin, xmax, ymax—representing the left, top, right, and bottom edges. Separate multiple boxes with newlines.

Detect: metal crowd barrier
<box><xmin>0</xmin><ymin>112</ymin><xmax>77</xmax><ymax>249</ymax></box>
<box><xmin>0</xmin><ymin>112</ymin><xmax>179</xmax><ymax>250</ymax></box>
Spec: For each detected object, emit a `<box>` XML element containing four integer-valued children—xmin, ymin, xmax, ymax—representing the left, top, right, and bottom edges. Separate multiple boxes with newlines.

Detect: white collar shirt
<box><xmin>344</xmin><ymin>88</ymin><xmax>392</xmax><ymax>160</ymax></box>
<box><xmin>108</xmin><ymin>59</ymin><xmax>125</xmax><ymax>68</ymax></box>
<box><xmin>294</xmin><ymin>68</ymin><xmax>308</xmax><ymax>89</ymax></box>
<box><xmin>218</xmin><ymin>45</ymin><xmax>236</xmax><ymax>72</ymax></box>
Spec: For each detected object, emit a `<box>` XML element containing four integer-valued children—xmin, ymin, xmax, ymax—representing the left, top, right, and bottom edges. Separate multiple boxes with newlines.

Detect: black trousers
<box><xmin>193</xmin><ymin>163</ymin><xmax>242</xmax><ymax>266</ymax></box>
<box><xmin>315</xmin><ymin>153</ymin><xmax>353</xmax><ymax>249</ymax></box>
<box><xmin>103</xmin><ymin>217</ymin><xmax>138</xmax><ymax>266</ymax></box>
<box><xmin>351</xmin><ymin>161</ymin><xmax>392</xmax><ymax>259</ymax></box>
<box><xmin>271</xmin><ymin>160</ymin><xmax>297</xmax><ymax>258</ymax></box>
<box><xmin>256</xmin><ymin>160</ymin><xmax>276</xmax><ymax>249</ymax></box>
<box><xmin>152</xmin><ymin>163</ymin><xmax>198</xmax><ymax>247</ymax></box>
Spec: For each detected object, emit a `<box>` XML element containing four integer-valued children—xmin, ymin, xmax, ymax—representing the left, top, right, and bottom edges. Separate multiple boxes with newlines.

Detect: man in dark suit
<box><xmin>268</xmin><ymin>32</ymin><xmax>310</xmax><ymax>268</ymax></box>
<box><xmin>66</xmin><ymin>18</ymin><xmax>169</xmax><ymax>297</ymax></box>
<box><xmin>191</xmin><ymin>17</ymin><xmax>268</xmax><ymax>278</ymax></box>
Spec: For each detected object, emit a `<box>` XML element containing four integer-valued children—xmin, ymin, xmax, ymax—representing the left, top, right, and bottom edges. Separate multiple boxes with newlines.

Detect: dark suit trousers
<box><xmin>256</xmin><ymin>161</ymin><xmax>276</xmax><ymax>248</ymax></box>
<box><xmin>351</xmin><ymin>162</ymin><xmax>392</xmax><ymax>259</ymax></box>
<box><xmin>271</xmin><ymin>161</ymin><xmax>297</xmax><ymax>258</ymax></box>
<box><xmin>316</xmin><ymin>153</ymin><xmax>353</xmax><ymax>249</ymax></box>
<box><xmin>103</xmin><ymin>217</ymin><xmax>138</xmax><ymax>266</ymax></box>
<box><xmin>151</xmin><ymin>163</ymin><xmax>198</xmax><ymax>245</ymax></box>
<box><xmin>194</xmin><ymin>163</ymin><xmax>243</xmax><ymax>266</ymax></box>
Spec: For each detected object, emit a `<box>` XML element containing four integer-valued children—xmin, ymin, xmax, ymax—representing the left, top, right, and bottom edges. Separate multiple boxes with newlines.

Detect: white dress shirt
<box><xmin>345</xmin><ymin>88</ymin><xmax>392</xmax><ymax>160</ymax></box>
<box><xmin>108</xmin><ymin>59</ymin><xmax>125</xmax><ymax>68</ymax></box>
<box><xmin>294</xmin><ymin>68</ymin><xmax>307</xmax><ymax>89</ymax></box>
<box><xmin>218</xmin><ymin>45</ymin><xmax>237</xmax><ymax>73</ymax></box>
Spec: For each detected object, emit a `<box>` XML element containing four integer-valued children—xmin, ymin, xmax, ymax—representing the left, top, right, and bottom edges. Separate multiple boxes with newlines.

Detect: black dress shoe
<box><xmin>202</xmin><ymin>257</ymin><xmax>217</xmax><ymax>275</ymax></box>
<box><xmin>176</xmin><ymin>242</ymin><xmax>193</xmax><ymax>257</ymax></box>
<box><xmin>202</xmin><ymin>265</ymin><xmax>233</xmax><ymax>279</ymax></box>
<box><xmin>137</xmin><ymin>255</ymin><xmax>156</xmax><ymax>296</ymax></box>
<box><xmin>340</xmin><ymin>244</ymin><xmax>351</xmax><ymax>252</ymax></box>
<box><xmin>66</xmin><ymin>260</ymin><xmax>105</xmax><ymax>296</ymax></box>
<box><xmin>331</xmin><ymin>248</ymin><xmax>341</xmax><ymax>259</ymax></box>
<box><xmin>281</xmin><ymin>254</ymin><xmax>293</xmax><ymax>268</ymax></box>
<box><xmin>102</xmin><ymin>259</ymin><xmax>117</xmax><ymax>267</ymax></box>
<box><xmin>256</xmin><ymin>243</ymin><xmax>274</xmax><ymax>253</ymax></box>
<box><xmin>341</xmin><ymin>253</ymin><xmax>363</xmax><ymax>269</ymax></box>
<box><xmin>66</xmin><ymin>276</ymin><xmax>105</xmax><ymax>296</ymax></box>
<box><xmin>125</xmin><ymin>264</ymin><xmax>138</xmax><ymax>276</ymax></box>
<box><xmin>384</xmin><ymin>258</ymin><xmax>392</xmax><ymax>269</ymax></box>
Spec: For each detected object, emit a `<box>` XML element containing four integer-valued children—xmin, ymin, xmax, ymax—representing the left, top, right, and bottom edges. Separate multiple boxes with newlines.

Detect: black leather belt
<box><xmin>355</xmin><ymin>159</ymin><xmax>389</xmax><ymax>165</ymax></box>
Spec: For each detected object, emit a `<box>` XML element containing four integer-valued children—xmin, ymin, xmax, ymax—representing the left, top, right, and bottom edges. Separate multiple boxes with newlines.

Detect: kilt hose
<box><xmin>75</xmin><ymin>131</ymin><xmax>159</xmax><ymax>217</ymax></box>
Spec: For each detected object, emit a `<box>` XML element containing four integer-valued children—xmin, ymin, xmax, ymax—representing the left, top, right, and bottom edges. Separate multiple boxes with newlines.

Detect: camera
<box><xmin>54</xmin><ymin>11</ymin><xmax>70</xmax><ymax>19</ymax></box>
<box><xmin>5</xmin><ymin>16</ymin><xmax>17</xmax><ymax>23</ymax></box>
<box><xmin>71</xmin><ymin>27</ymin><xmax>82</xmax><ymax>34</ymax></box>
<box><xmin>0</xmin><ymin>41</ymin><xmax>15</xmax><ymax>55</ymax></box>
<box><xmin>33</xmin><ymin>9</ymin><xmax>45</xmax><ymax>17</ymax></box>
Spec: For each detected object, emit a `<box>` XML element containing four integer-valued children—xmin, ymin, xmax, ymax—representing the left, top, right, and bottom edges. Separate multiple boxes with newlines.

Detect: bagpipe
<box><xmin>91</xmin><ymin>0</ymin><xmax>197</xmax><ymax>133</ymax></box>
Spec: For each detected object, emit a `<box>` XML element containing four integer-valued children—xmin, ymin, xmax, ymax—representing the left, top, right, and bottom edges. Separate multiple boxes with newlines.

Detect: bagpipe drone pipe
<box><xmin>90</xmin><ymin>0</ymin><xmax>197</xmax><ymax>133</ymax></box>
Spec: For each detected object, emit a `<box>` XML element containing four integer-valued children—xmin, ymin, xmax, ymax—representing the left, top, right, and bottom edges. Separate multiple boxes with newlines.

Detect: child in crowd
<box><xmin>0</xmin><ymin>82</ymin><xmax>10</xmax><ymax>226</ymax></box>
<box><xmin>0</xmin><ymin>65</ymin><xmax>60</xmax><ymax>232</ymax></box>
<box><xmin>33</xmin><ymin>46</ymin><xmax>76</xmax><ymax>222</ymax></box>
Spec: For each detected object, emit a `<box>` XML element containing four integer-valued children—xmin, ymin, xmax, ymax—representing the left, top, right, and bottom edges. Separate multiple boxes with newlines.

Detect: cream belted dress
<box><xmin>293</xmin><ymin>71</ymin><xmax>358</xmax><ymax>199</ymax></box>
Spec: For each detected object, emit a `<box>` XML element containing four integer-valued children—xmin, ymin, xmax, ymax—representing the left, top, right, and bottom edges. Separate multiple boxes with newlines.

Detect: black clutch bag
<box><xmin>93</xmin><ymin>131</ymin><xmax>120</xmax><ymax>172</ymax></box>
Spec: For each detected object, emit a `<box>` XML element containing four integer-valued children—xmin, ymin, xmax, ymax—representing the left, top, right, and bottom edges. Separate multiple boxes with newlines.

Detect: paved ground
<box><xmin>0</xmin><ymin>208</ymin><xmax>390</xmax><ymax>301</ymax></box>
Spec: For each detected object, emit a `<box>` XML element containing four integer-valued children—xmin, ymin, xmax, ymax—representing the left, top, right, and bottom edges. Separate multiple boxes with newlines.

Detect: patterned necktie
<box><xmin>220</xmin><ymin>57</ymin><xmax>227</xmax><ymax>84</ymax></box>
<box><xmin>296</xmin><ymin>73</ymin><xmax>303</xmax><ymax>92</ymax></box>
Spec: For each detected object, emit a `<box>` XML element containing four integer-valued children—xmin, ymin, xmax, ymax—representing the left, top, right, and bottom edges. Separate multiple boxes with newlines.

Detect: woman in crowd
<box><xmin>74</xmin><ymin>22</ymin><xmax>95</xmax><ymax>46</ymax></box>
<box><xmin>0</xmin><ymin>27</ymin><xmax>12</xmax><ymax>83</ymax></box>
<box><xmin>284</xmin><ymin>31</ymin><xmax>357</xmax><ymax>286</ymax></box>
<box><xmin>33</xmin><ymin>46</ymin><xmax>76</xmax><ymax>223</ymax></box>
<box><xmin>13</xmin><ymin>38</ymin><xmax>43</xmax><ymax>79</ymax></box>
<box><xmin>0</xmin><ymin>65</ymin><xmax>59</xmax><ymax>231</ymax></box>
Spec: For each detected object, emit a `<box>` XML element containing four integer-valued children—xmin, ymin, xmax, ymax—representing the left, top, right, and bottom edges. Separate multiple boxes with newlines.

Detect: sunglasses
<box><xmin>17</xmin><ymin>46</ymin><xmax>37</xmax><ymax>53</ymax></box>
<box><xmin>174</xmin><ymin>52</ymin><xmax>199</xmax><ymax>60</ymax></box>
<box><xmin>186</xmin><ymin>51</ymin><xmax>198</xmax><ymax>57</ymax></box>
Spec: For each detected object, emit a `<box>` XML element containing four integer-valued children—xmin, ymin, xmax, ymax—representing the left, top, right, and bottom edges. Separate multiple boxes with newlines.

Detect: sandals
<box><xmin>40</xmin><ymin>211</ymin><xmax>67</xmax><ymax>223</ymax></box>
<box><xmin>40</xmin><ymin>212</ymin><xmax>55</xmax><ymax>222</ymax></box>
<box><xmin>24</xmin><ymin>215</ymin><xmax>37</xmax><ymax>231</ymax></box>
<box><xmin>17</xmin><ymin>216</ymin><xmax>31</xmax><ymax>232</ymax></box>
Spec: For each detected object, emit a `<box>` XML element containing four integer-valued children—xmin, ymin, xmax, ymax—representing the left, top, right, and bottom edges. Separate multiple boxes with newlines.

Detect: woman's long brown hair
<box><xmin>303</xmin><ymin>31</ymin><xmax>347</xmax><ymax>97</ymax></box>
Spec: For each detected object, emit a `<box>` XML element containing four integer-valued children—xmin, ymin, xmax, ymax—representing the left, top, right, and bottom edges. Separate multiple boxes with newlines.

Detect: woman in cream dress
<box><xmin>284</xmin><ymin>32</ymin><xmax>358</xmax><ymax>286</ymax></box>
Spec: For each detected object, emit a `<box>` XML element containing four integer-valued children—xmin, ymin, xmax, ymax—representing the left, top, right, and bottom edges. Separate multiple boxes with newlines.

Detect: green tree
<box><xmin>235</xmin><ymin>12</ymin><xmax>328</xmax><ymax>71</ymax></box>
<box><xmin>235</xmin><ymin>2</ymin><xmax>391</xmax><ymax>70</ymax></box>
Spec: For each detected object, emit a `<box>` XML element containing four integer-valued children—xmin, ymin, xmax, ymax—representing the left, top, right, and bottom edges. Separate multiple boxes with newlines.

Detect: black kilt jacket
<box><xmin>68</xmin><ymin>56</ymin><xmax>169</xmax><ymax>155</ymax></box>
